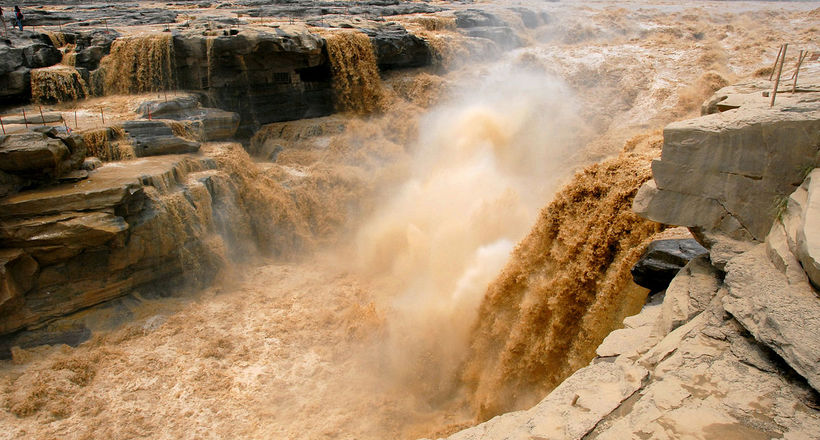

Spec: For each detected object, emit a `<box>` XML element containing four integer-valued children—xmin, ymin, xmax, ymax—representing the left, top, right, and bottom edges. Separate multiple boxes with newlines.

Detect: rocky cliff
<box><xmin>1</xmin><ymin>2</ymin><xmax>539</xmax><ymax>135</ymax></box>
<box><xmin>434</xmin><ymin>76</ymin><xmax>820</xmax><ymax>439</ymax></box>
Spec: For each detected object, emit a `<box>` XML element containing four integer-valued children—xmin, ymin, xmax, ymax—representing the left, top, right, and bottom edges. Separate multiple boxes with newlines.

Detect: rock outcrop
<box><xmin>633</xmin><ymin>79</ymin><xmax>820</xmax><ymax>243</ymax></box>
<box><xmin>120</xmin><ymin>120</ymin><xmax>200</xmax><ymax>156</ymax></box>
<box><xmin>0</xmin><ymin>130</ymin><xmax>87</xmax><ymax>195</ymax></box>
<box><xmin>173</xmin><ymin>27</ymin><xmax>333</xmax><ymax>137</ymax></box>
<box><xmin>0</xmin><ymin>32</ymin><xmax>63</xmax><ymax>102</ymax></box>
<box><xmin>0</xmin><ymin>143</ymin><xmax>277</xmax><ymax>346</ymax></box>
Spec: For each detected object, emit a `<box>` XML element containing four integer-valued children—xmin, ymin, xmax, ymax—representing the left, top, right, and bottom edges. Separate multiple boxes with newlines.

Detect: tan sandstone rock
<box><xmin>633</xmin><ymin>92</ymin><xmax>820</xmax><ymax>242</ymax></box>
<box><xmin>723</xmin><ymin>245</ymin><xmax>820</xmax><ymax>393</ymax></box>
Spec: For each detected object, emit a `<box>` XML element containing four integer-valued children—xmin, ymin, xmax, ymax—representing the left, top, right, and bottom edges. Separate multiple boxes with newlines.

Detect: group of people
<box><xmin>0</xmin><ymin>5</ymin><xmax>24</xmax><ymax>32</ymax></box>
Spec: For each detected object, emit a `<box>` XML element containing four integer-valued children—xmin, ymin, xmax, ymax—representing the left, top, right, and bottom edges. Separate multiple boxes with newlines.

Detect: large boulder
<box><xmin>359</xmin><ymin>23</ymin><xmax>432</xmax><ymax>70</ymax></box>
<box><xmin>633</xmin><ymin>83</ymin><xmax>820</xmax><ymax>243</ymax></box>
<box><xmin>776</xmin><ymin>169</ymin><xmax>820</xmax><ymax>288</ymax></box>
<box><xmin>0</xmin><ymin>32</ymin><xmax>63</xmax><ymax>100</ymax></box>
<box><xmin>0</xmin><ymin>132</ymin><xmax>70</xmax><ymax>176</ymax></box>
<box><xmin>0</xmin><ymin>129</ymin><xmax>85</xmax><ymax>194</ymax></box>
<box><xmin>631</xmin><ymin>238</ymin><xmax>708</xmax><ymax>292</ymax></box>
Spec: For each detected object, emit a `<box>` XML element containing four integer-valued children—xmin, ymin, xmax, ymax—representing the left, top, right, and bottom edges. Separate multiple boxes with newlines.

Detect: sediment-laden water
<box><xmin>2</xmin><ymin>1</ymin><xmax>818</xmax><ymax>439</ymax></box>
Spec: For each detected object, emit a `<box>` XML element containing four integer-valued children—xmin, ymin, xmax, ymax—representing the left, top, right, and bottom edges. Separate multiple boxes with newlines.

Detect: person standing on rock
<box><xmin>14</xmin><ymin>5</ymin><xmax>23</xmax><ymax>31</ymax></box>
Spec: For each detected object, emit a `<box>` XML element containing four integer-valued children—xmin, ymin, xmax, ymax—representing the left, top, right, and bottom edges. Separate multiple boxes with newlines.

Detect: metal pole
<box><xmin>22</xmin><ymin>108</ymin><xmax>28</xmax><ymax>127</ymax></box>
<box><xmin>770</xmin><ymin>43</ymin><xmax>787</xmax><ymax>107</ymax></box>
<box><xmin>100</xmin><ymin>107</ymin><xmax>105</xmax><ymax>124</ymax></box>
<box><xmin>74</xmin><ymin>109</ymin><xmax>78</xmax><ymax>128</ymax></box>
<box><xmin>0</xmin><ymin>117</ymin><xmax>5</xmax><ymax>135</ymax></box>
<box><xmin>38</xmin><ymin>105</ymin><xmax>45</xmax><ymax>126</ymax></box>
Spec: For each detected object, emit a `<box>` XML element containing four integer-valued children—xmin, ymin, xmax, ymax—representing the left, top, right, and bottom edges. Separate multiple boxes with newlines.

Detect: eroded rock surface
<box><xmin>633</xmin><ymin>79</ymin><xmax>820</xmax><ymax>243</ymax></box>
<box><xmin>0</xmin><ymin>145</ymin><xmax>279</xmax><ymax>341</ymax></box>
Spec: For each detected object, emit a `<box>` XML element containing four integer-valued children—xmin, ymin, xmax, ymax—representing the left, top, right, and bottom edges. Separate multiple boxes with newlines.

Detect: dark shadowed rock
<box><xmin>174</xmin><ymin>28</ymin><xmax>333</xmax><ymax>137</ymax></box>
<box><xmin>121</xmin><ymin>120</ymin><xmax>201</xmax><ymax>156</ymax></box>
<box><xmin>135</xmin><ymin>96</ymin><xmax>240</xmax><ymax>140</ymax></box>
<box><xmin>0</xmin><ymin>249</ymin><xmax>37</xmax><ymax>315</ymax></box>
<box><xmin>72</xmin><ymin>29</ymin><xmax>120</xmax><ymax>70</ymax></box>
<box><xmin>454</xmin><ymin>9</ymin><xmax>504</xmax><ymax>28</ymax></box>
<box><xmin>0</xmin><ymin>323</ymin><xmax>91</xmax><ymax>360</ymax></box>
<box><xmin>631</xmin><ymin>239</ymin><xmax>709</xmax><ymax>292</ymax></box>
<box><xmin>22</xmin><ymin>43</ymin><xmax>62</xmax><ymax>68</ymax></box>
<box><xmin>359</xmin><ymin>23</ymin><xmax>432</xmax><ymax>69</ymax></box>
<box><xmin>1</xmin><ymin>33</ymin><xmax>63</xmax><ymax>100</ymax></box>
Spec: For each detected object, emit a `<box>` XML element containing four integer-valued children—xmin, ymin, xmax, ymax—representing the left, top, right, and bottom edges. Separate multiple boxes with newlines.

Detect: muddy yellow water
<box><xmin>2</xmin><ymin>2</ymin><xmax>818</xmax><ymax>439</ymax></box>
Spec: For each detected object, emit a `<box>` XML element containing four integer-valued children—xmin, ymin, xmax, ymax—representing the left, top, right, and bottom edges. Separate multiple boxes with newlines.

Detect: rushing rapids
<box><xmin>1</xmin><ymin>1</ymin><xmax>819</xmax><ymax>439</ymax></box>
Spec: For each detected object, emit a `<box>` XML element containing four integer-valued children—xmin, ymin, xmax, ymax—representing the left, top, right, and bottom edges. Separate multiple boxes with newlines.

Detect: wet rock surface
<box><xmin>0</xmin><ymin>151</ymin><xmax>234</xmax><ymax>335</ymax></box>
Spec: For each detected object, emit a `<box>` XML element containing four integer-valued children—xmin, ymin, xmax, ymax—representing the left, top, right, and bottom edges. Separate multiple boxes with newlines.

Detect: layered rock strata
<box><xmin>633</xmin><ymin>79</ymin><xmax>820</xmax><ymax>244</ymax></box>
<box><xmin>0</xmin><ymin>143</ymin><xmax>274</xmax><ymax>348</ymax></box>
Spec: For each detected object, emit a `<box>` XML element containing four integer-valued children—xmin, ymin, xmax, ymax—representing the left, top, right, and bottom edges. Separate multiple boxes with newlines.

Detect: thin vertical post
<box><xmin>0</xmin><ymin>117</ymin><xmax>5</xmax><ymax>135</ymax></box>
<box><xmin>792</xmin><ymin>50</ymin><xmax>807</xmax><ymax>93</ymax></box>
<box><xmin>769</xmin><ymin>44</ymin><xmax>784</xmax><ymax>81</ymax></box>
<box><xmin>770</xmin><ymin>43</ymin><xmax>787</xmax><ymax>107</ymax></box>
<box><xmin>38</xmin><ymin>105</ymin><xmax>45</xmax><ymax>126</ymax></box>
<box><xmin>22</xmin><ymin>108</ymin><xmax>28</xmax><ymax>127</ymax></box>
<box><xmin>100</xmin><ymin>107</ymin><xmax>105</xmax><ymax>125</ymax></box>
